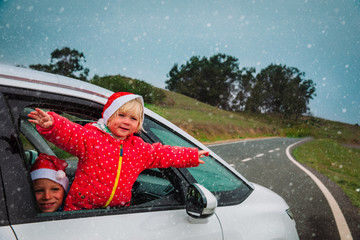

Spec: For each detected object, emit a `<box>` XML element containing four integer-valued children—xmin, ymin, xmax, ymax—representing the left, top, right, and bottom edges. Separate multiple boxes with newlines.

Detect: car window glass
<box><xmin>20</xmin><ymin>108</ymin><xmax>82</xmax><ymax>161</ymax></box>
<box><xmin>143</xmin><ymin>118</ymin><xmax>244</xmax><ymax>192</ymax></box>
<box><xmin>131</xmin><ymin>168</ymin><xmax>177</xmax><ymax>206</ymax></box>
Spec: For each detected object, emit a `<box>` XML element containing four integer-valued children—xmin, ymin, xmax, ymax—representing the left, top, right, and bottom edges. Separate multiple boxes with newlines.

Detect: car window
<box><xmin>18</xmin><ymin>105</ymin><xmax>181</xmax><ymax>213</ymax></box>
<box><xmin>142</xmin><ymin>117</ymin><xmax>251</xmax><ymax>197</ymax></box>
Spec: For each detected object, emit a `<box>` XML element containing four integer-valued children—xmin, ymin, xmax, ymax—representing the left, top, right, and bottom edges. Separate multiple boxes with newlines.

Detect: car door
<box><xmin>0</xmin><ymin>86</ymin><xmax>222</xmax><ymax>240</ymax></box>
<box><xmin>0</xmin><ymin>134</ymin><xmax>16</xmax><ymax>240</ymax></box>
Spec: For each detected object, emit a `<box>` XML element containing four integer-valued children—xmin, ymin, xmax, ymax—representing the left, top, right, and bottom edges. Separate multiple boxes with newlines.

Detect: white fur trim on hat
<box><xmin>103</xmin><ymin>94</ymin><xmax>143</xmax><ymax>124</ymax></box>
<box><xmin>31</xmin><ymin>168</ymin><xmax>69</xmax><ymax>192</ymax></box>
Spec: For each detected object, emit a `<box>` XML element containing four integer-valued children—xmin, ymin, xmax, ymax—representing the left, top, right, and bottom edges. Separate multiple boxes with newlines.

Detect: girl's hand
<box><xmin>198</xmin><ymin>150</ymin><xmax>209</xmax><ymax>164</ymax></box>
<box><xmin>28</xmin><ymin>108</ymin><xmax>54</xmax><ymax>129</ymax></box>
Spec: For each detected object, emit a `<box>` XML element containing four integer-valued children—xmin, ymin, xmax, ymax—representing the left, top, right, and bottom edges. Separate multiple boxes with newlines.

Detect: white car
<box><xmin>0</xmin><ymin>63</ymin><xmax>299</xmax><ymax>240</ymax></box>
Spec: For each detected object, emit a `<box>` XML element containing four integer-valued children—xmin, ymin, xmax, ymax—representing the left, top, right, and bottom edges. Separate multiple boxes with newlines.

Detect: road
<box><xmin>207</xmin><ymin>137</ymin><xmax>358</xmax><ymax>240</ymax></box>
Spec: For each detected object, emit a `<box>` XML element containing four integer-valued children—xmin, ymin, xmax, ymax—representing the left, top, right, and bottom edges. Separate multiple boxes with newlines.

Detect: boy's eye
<box><xmin>131</xmin><ymin>117</ymin><xmax>138</xmax><ymax>121</ymax></box>
<box><xmin>51</xmin><ymin>187</ymin><xmax>60</xmax><ymax>192</ymax></box>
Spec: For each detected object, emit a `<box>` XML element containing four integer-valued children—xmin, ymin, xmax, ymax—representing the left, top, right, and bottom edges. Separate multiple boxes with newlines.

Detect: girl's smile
<box><xmin>108</xmin><ymin>112</ymin><xmax>139</xmax><ymax>140</ymax></box>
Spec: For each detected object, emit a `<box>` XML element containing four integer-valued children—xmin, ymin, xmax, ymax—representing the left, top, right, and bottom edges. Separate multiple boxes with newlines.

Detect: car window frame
<box><xmin>1</xmin><ymin>86</ymin><xmax>191</xmax><ymax>224</ymax></box>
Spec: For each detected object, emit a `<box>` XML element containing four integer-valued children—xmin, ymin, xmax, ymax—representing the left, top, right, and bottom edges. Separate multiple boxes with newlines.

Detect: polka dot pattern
<box><xmin>38</xmin><ymin>112</ymin><xmax>199</xmax><ymax>211</ymax></box>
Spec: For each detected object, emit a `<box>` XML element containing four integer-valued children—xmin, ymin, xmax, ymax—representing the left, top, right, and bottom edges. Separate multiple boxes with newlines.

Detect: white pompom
<box><xmin>56</xmin><ymin>170</ymin><xmax>66</xmax><ymax>180</ymax></box>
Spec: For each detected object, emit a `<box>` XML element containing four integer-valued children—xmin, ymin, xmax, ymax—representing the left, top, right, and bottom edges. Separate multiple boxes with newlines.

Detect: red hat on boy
<box><xmin>30</xmin><ymin>153</ymin><xmax>69</xmax><ymax>192</ymax></box>
<box><xmin>102</xmin><ymin>92</ymin><xmax>144</xmax><ymax>125</ymax></box>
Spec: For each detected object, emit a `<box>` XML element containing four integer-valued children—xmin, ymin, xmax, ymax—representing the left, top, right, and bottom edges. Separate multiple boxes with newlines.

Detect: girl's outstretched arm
<box><xmin>28</xmin><ymin>108</ymin><xmax>54</xmax><ymax>129</ymax></box>
<box><xmin>198</xmin><ymin>150</ymin><xmax>209</xmax><ymax>164</ymax></box>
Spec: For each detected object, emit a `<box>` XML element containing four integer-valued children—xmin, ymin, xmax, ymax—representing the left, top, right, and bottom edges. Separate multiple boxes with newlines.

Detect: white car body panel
<box><xmin>0</xmin><ymin>227</ymin><xmax>16</xmax><ymax>240</ymax></box>
<box><xmin>216</xmin><ymin>184</ymin><xmax>298</xmax><ymax>240</ymax></box>
<box><xmin>12</xmin><ymin>210</ymin><xmax>222</xmax><ymax>240</ymax></box>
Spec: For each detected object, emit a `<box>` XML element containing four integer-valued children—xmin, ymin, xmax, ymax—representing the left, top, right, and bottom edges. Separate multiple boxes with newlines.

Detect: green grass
<box><xmin>147</xmin><ymin>90</ymin><xmax>281</xmax><ymax>142</ymax></box>
<box><xmin>293</xmin><ymin>139</ymin><xmax>360</xmax><ymax>209</ymax></box>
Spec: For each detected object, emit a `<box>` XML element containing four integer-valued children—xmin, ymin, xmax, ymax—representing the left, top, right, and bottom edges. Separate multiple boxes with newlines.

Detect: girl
<box><xmin>30</xmin><ymin>153</ymin><xmax>69</xmax><ymax>212</ymax></box>
<box><xmin>29</xmin><ymin>92</ymin><xmax>208</xmax><ymax>211</ymax></box>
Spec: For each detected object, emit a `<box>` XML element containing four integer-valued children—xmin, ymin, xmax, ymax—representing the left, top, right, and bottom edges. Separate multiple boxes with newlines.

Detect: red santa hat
<box><xmin>102</xmin><ymin>92</ymin><xmax>144</xmax><ymax>125</ymax></box>
<box><xmin>30</xmin><ymin>153</ymin><xmax>69</xmax><ymax>192</ymax></box>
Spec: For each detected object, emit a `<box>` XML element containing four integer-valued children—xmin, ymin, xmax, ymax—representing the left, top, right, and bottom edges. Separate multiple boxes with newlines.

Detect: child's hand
<box><xmin>198</xmin><ymin>150</ymin><xmax>209</xmax><ymax>164</ymax></box>
<box><xmin>28</xmin><ymin>108</ymin><xmax>54</xmax><ymax>129</ymax></box>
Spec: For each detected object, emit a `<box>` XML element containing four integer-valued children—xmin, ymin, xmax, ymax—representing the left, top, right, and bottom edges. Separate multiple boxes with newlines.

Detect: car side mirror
<box><xmin>186</xmin><ymin>183</ymin><xmax>217</xmax><ymax>219</ymax></box>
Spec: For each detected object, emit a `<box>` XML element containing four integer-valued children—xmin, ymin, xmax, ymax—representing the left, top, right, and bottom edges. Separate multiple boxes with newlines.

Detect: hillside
<box><xmin>146</xmin><ymin>89</ymin><xmax>360</xmax><ymax>146</ymax></box>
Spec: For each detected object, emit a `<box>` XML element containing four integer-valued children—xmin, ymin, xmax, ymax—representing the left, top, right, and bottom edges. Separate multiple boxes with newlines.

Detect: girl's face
<box><xmin>33</xmin><ymin>178</ymin><xmax>65</xmax><ymax>213</ymax></box>
<box><xmin>107</xmin><ymin>111</ymin><xmax>140</xmax><ymax>140</ymax></box>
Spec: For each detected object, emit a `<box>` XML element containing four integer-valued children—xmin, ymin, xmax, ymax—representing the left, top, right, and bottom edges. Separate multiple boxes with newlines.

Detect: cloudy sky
<box><xmin>1</xmin><ymin>0</ymin><xmax>359</xmax><ymax>124</ymax></box>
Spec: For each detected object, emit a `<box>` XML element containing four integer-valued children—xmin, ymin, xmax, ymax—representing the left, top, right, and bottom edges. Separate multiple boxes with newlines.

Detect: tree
<box><xmin>245</xmin><ymin>64</ymin><xmax>316</xmax><ymax>119</ymax></box>
<box><xmin>91</xmin><ymin>75</ymin><xmax>165</xmax><ymax>104</ymax></box>
<box><xmin>165</xmin><ymin>53</ymin><xmax>241</xmax><ymax>110</ymax></box>
<box><xmin>29</xmin><ymin>47</ymin><xmax>89</xmax><ymax>81</ymax></box>
<box><xmin>230</xmin><ymin>67</ymin><xmax>256</xmax><ymax>111</ymax></box>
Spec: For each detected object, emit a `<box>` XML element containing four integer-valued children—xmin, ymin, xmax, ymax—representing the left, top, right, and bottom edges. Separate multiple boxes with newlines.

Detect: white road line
<box><xmin>241</xmin><ymin>157</ymin><xmax>252</xmax><ymax>162</ymax></box>
<box><xmin>286</xmin><ymin>140</ymin><xmax>353</xmax><ymax>240</ymax></box>
<box><xmin>242</xmin><ymin>153</ymin><xmax>264</xmax><ymax>162</ymax></box>
<box><xmin>269</xmin><ymin>148</ymin><xmax>280</xmax><ymax>153</ymax></box>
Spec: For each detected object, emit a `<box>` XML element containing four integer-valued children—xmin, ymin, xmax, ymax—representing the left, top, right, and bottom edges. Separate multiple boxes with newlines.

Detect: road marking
<box><xmin>241</xmin><ymin>157</ymin><xmax>252</xmax><ymax>162</ymax></box>
<box><xmin>286</xmin><ymin>140</ymin><xmax>353</xmax><ymax>240</ymax></box>
<box><xmin>241</xmin><ymin>153</ymin><xmax>264</xmax><ymax>162</ymax></box>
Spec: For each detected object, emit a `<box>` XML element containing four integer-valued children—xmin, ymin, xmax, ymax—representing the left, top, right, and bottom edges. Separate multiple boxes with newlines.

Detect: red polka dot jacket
<box><xmin>36</xmin><ymin>112</ymin><xmax>200</xmax><ymax>211</ymax></box>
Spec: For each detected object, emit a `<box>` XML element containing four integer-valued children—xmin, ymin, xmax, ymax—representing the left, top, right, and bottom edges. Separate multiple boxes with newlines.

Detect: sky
<box><xmin>0</xmin><ymin>0</ymin><xmax>359</xmax><ymax>125</ymax></box>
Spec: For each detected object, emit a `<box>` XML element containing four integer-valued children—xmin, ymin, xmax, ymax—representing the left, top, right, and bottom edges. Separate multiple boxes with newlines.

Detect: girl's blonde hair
<box><xmin>107</xmin><ymin>97</ymin><xmax>144</xmax><ymax>133</ymax></box>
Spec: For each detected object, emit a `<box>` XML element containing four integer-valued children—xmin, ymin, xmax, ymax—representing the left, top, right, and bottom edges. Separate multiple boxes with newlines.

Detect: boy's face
<box><xmin>108</xmin><ymin>111</ymin><xmax>140</xmax><ymax>140</ymax></box>
<box><xmin>33</xmin><ymin>178</ymin><xmax>65</xmax><ymax>212</ymax></box>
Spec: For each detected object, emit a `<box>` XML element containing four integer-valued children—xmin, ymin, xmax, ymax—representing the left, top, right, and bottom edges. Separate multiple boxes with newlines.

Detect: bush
<box><xmin>91</xmin><ymin>75</ymin><xmax>165</xmax><ymax>104</ymax></box>
<box><xmin>284</xmin><ymin>127</ymin><xmax>312</xmax><ymax>137</ymax></box>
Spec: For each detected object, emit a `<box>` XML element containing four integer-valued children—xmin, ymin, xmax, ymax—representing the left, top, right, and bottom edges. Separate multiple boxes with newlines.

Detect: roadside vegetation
<box><xmin>293</xmin><ymin>140</ymin><xmax>360</xmax><ymax>209</ymax></box>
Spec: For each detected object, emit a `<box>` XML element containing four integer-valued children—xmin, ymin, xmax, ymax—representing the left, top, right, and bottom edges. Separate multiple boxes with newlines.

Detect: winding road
<box><xmin>207</xmin><ymin>137</ymin><xmax>358</xmax><ymax>240</ymax></box>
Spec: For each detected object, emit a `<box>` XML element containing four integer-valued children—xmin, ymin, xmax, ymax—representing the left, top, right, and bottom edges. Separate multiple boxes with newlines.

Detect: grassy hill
<box><xmin>146</xmin><ymin>89</ymin><xmax>360</xmax><ymax>146</ymax></box>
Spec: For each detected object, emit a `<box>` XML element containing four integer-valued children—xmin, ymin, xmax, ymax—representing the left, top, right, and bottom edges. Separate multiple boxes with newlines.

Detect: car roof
<box><xmin>0</xmin><ymin>63</ymin><xmax>112</xmax><ymax>105</ymax></box>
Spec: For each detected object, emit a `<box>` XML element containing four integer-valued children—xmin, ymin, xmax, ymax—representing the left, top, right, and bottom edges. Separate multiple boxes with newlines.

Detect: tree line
<box><xmin>166</xmin><ymin>53</ymin><xmax>316</xmax><ymax>119</ymax></box>
<box><xmin>28</xmin><ymin>48</ymin><xmax>316</xmax><ymax>119</ymax></box>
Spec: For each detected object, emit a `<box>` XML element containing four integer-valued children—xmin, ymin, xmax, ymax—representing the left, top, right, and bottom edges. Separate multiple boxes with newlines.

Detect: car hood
<box><xmin>214</xmin><ymin>182</ymin><xmax>299</xmax><ymax>240</ymax></box>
